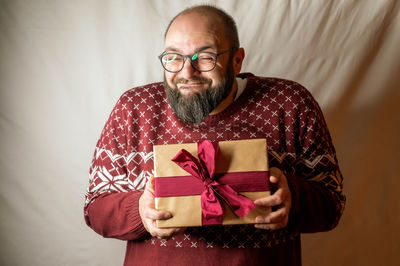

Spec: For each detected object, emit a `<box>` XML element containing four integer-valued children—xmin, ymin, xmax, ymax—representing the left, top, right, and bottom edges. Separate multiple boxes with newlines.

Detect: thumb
<box><xmin>269</xmin><ymin>167</ymin><xmax>282</xmax><ymax>184</ymax></box>
<box><xmin>145</xmin><ymin>175</ymin><xmax>155</xmax><ymax>194</ymax></box>
<box><xmin>269</xmin><ymin>175</ymin><xmax>279</xmax><ymax>184</ymax></box>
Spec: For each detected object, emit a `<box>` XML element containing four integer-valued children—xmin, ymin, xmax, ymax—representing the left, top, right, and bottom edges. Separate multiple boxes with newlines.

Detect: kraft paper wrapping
<box><xmin>154</xmin><ymin>139</ymin><xmax>270</xmax><ymax>228</ymax></box>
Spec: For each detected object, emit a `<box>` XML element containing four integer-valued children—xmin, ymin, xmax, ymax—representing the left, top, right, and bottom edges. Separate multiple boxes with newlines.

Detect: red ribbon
<box><xmin>155</xmin><ymin>171</ymin><xmax>269</xmax><ymax>197</ymax></box>
<box><xmin>171</xmin><ymin>140</ymin><xmax>257</xmax><ymax>225</ymax></box>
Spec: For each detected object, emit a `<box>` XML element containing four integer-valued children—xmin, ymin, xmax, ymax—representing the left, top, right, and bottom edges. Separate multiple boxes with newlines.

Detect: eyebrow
<box><xmin>164</xmin><ymin>45</ymin><xmax>217</xmax><ymax>53</ymax></box>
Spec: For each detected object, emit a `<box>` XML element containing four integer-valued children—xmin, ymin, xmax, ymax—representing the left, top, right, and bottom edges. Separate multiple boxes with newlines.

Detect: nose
<box><xmin>179</xmin><ymin>57</ymin><xmax>200</xmax><ymax>79</ymax></box>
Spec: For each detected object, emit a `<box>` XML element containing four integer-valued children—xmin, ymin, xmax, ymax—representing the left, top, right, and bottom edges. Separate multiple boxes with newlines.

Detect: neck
<box><xmin>209</xmin><ymin>80</ymin><xmax>237</xmax><ymax>115</ymax></box>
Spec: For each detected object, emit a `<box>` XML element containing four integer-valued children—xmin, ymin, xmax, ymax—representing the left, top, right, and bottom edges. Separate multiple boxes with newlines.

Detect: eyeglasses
<box><xmin>158</xmin><ymin>48</ymin><xmax>235</xmax><ymax>73</ymax></box>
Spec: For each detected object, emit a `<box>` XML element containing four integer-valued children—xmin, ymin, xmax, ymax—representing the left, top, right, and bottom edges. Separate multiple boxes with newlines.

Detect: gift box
<box><xmin>153</xmin><ymin>139</ymin><xmax>270</xmax><ymax>228</ymax></box>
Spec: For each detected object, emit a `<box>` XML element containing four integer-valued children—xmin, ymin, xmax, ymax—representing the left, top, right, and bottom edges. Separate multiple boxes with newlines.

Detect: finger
<box><xmin>269</xmin><ymin>175</ymin><xmax>279</xmax><ymax>184</ymax></box>
<box><xmin>144</xmin><ymin>207</ymin><xmax>172</xmax><ymax>220</ymax></box>
<box><xmin>254</xmin><ymin>193</ymin><xmax>283</xmax><ymax>207</ymax></box>
<box><xmin>269</xmin><ymin>167</ymin><xmax>283</xmax><ymax>183</ymax></box>
<box><xmin>149</xmin><ymin>227</ymin><xmax>177</xmax><ymax>238</ymax></box>
<box><xmin>254</xmin><ymin>221</ymin><xmax>286</xmax><ymax>230</ymax></box>
<box><xmin>254</xmin><ymin>186</ymin><xmax>287</xmax><ymax>206</ymax></box>
<box><xmin>145</xmin><ymin>176</ymin><xmax>155</xmax><ymax>194</ymax></box>
<box><xmin>255</xmin><ymin>207</ymin><xmax>288</xmax><ymax>224</ymax></box>
<box><xmin>254</xmin><ymin>210</ymin><xmax>288</xmax><ymax>230</ymax></box>
<box><xmin>151</xmin><ymin>227</ymin><xmax>184</xmax><ymax>239</ymax></box>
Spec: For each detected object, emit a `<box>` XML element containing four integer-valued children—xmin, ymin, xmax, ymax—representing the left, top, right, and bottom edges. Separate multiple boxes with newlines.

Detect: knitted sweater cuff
<box><xmin>126</xmin><ymin>190</ymin><xmax>148</xmax><ymax>238</ymax></box>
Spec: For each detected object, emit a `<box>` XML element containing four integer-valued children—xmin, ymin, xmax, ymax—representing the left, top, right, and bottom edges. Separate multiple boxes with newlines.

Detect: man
<box><xmin>84</xmin><ymin>5</ymin><xmax>345</xmax><ymax>266</ymax></box>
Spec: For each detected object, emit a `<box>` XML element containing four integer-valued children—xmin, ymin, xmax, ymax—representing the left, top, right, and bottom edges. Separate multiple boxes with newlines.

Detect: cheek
<box><xmin>215</xmin><ymin>61</ymin><xmax>228</xmax><ymax>75</ymax></box>
<box><xmin>208</xmin><ymin>69</ymin><xmax>224</xmax><ymax>85</ymax></box>
<box><xmin>164</xmin><ymin>72</ymin><xmax>175</xmax><ymax>85</ymax></box>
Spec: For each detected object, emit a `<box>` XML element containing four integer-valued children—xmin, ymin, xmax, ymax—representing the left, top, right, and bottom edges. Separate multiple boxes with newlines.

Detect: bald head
<box><xmin>164</xmin><ymin>5</ymin><xmax>240</xmax><ymax>49</ymax></box>
<box><xmin>161</xmin><ymin>5</ymin><xmax>245</xmax><ymax>124</ymax></box>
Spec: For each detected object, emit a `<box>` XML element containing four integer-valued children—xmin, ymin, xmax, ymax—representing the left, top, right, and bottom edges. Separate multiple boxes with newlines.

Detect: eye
<box><xmin>163</xmin><ymin>54</ymin><xmax>180</xmax><ymax>63</ymax></box>
<box><xmin>197</xmin><ymin>53</ymin><xmax>214</xmax><ymax>61</ymax></box>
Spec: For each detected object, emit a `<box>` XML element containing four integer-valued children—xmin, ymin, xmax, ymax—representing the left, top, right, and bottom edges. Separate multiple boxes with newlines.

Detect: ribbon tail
<box><xmin>201</xmin><ymin>187</ymin><xmax>224</xmax><ymax>225</ymax></box>
<box><xmin>214</xmin><ymin>185</ymin><xmax>256</xmax><ymax>218</ymax></box>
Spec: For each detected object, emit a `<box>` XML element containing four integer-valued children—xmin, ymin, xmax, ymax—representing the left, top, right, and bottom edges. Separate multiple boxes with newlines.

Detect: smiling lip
<box><xmin>178</xmin><ymin>82</ymin><xmax>205</xmax><ymax>89</ymax></box>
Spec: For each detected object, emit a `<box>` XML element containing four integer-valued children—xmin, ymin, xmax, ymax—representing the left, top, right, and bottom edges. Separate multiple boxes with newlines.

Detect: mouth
<box><xmin>177</xmin><ymin>85</ymin><xmax>205</xmax><ymax>97</ymax></box>
<box><xmin>172</xmin><ymin>77</ymin><xmax>211</xmax><ymax>96</ymax></box>
<box><xmin>178</xmin><ymin>82</ymin><xmax>205</xmax><ymax>89</ymax></box>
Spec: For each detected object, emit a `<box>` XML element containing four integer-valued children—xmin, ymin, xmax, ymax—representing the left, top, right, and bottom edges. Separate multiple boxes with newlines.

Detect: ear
<box><xmin>233</xmin><ymin>48</ymin><xmax>245</xmax><ymax>75</ymax></box>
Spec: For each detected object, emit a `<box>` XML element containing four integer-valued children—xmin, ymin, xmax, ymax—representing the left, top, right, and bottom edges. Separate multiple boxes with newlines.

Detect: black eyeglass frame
<box><xmin>158</xmin><ymin>48</ymin><xmax>237</xmax><ymax>73</ymax></box>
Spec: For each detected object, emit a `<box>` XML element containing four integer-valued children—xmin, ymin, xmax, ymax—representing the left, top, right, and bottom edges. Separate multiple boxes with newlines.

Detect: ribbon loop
<box><xmin>171</xmin><ymin>140</ymin><xmax>256</xmax><ymax>225</ymax></box>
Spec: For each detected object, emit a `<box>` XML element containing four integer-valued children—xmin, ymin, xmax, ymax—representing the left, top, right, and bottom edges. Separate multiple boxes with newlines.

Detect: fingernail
<box><xmin>163</xmin><ymin>213</ymin><xmax>171</xmax><ymax>219</ymax></box>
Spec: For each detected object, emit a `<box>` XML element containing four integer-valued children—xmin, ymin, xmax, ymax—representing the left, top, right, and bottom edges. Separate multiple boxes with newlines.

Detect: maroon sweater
<box><xmin>84</xmin><ymin>73</ymin><xmax>345</xmax><ymax>266</ymax></box>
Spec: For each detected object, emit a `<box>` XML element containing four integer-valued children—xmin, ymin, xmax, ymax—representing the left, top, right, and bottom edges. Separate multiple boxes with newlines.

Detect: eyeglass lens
<box><xmin>161</xmin><ymin>52</ymin><xmax>216</xmax><ymax>72</ymax></box>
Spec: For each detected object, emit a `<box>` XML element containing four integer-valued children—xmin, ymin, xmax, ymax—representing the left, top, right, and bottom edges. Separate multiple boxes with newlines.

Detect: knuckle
<box><xmin>255</xmin><ymin>224</ymin><xmax>267</xmax><ymax>230</ymax></box>
<box><xmin>149</xmin><ymin>228</ymin><xmax>157</xmax><ymax>237</ymax></box>
<box><xmin>274</xmin><ymin>197</ymin><xmax>283</xmax><ymax>205</ymax></box>
<box><xmin>271</xmin><ymin>224</ymin><xmax>282</xmax><ymax>230</ymax></box>
<box><xmin>144</xmin><ymin>209</ymin><xmax>153</xmax><ymax>219</ymax></box>
<box><xmin>277</xmin><ymin>212</ymin><xmax>286</xmax><ymax>221</ymax></box>
<box><xmin>159</xmin><ymin>230</ymin><xmax>174</xmax><ymax>239</ymax></box>
<box><xmin>276</xmin><ymin>210</ymin><xmax>286</xmax><ymax>220</ymax></box>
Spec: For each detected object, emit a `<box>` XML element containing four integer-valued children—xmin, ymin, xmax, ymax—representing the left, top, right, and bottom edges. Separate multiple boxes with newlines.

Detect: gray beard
<box><xmin>164</xmin><ymin>64</ymin><xmax>235</xmax><ymax>124</ymax></box>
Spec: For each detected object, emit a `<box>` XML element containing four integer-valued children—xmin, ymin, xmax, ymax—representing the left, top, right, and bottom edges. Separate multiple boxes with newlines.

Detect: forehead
<box><xmin>165</xmin><ymin>12</ymin><xmax>226</xmax><ymax>52</ymax></box>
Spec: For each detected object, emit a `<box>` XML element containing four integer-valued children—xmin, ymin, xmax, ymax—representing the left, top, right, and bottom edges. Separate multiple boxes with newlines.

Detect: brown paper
<box><xmin>154</xmin><ymin>139</ymin><xmax>270</xmax><ymax>228</ymax></box>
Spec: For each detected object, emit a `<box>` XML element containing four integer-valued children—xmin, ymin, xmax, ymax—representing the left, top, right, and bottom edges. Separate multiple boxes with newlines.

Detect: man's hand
<box><xmin>139</xmin><ymin>176</ymin><xmax>185</xmax><ymax>239</ymax></box>
<box><xmin>254</xmin><ymin>167</ymin><xmax>291</xmax><ymax>230</ymax></box>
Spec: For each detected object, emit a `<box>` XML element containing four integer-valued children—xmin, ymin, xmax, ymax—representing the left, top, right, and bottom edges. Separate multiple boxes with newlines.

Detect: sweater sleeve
<box><xmin>83</xmin><ymin>92</ymin><xmax>150</xmax><ymax>240</ymax></box>
<box><xmin>286</xmin><ymin>171</ymin><xmax>344</xmax><ymax>233</ymax></box>
<box><xmin>279</xmin><ymin>87</ymin><xmax>345</xmax><ymax>234</ymax></box>
<box><xmin>85</xmin><ymin>190</ymin><xmax>147</xmax><ymax>240</ymax></box>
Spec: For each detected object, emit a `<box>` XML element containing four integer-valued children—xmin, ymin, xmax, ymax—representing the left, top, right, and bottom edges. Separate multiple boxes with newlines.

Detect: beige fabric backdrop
<box><xmin>1</xmin><ymin>0</ymin><xmax>399</xmax><ymax>265</ymax></box>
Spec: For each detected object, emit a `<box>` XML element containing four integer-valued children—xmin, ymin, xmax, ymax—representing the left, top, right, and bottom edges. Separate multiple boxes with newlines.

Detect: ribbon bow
<box><xmin>171</xmin><ymin>140</ymin><xmax>256</xmax><ymax>225</ymax></box>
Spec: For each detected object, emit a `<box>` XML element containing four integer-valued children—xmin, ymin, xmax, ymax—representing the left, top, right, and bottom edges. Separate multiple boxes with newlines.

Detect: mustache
<box><xmin>174</xmin><ymin>76</ymin><xmax>212</xmax><ymax>85</ymax></box>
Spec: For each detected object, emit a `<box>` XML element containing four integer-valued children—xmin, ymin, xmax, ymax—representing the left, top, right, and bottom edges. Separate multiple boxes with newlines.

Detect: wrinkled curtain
<box><xmin>1</xmin><ymin>0</ymin><xmax>399</xmax><ymax>265</ymax></box>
